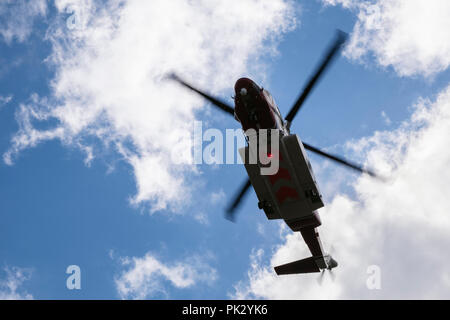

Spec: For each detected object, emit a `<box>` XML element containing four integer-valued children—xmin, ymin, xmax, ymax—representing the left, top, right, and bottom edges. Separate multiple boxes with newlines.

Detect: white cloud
<box><xmin>381</xmin><ymin>111</ymin><xmax>391</xmax><ymax>126</ymax></box>
<box><xmin>0</xmin><ymin>0</ymin><xmax>47</xmax><ymax>44</ymax></box>
<box><xmin>0</xmin><ymin>94</ymin><xmax>13</xmax><ymax>108</ymax></box>
<box><xmin>115</xmin><ymin>252</ymin><xmax>217</xmax><ymax>299</ymax></box>
<box><xmin>4</xmin><ymin>95</ymin><xmax>65</xmax><ymax>166</ymax></box>
<box><xmin>233</xmin><ymin>84</ymin><xmax>450</xmax><ymax>299</ymax></box>
<box><xmin>257</xmin><ymin>223</ymin><xmax>265</xmax><ymax>236</ymax></box>
<box><xmin>322</xmin><ymin>0</ymin><xmax>357</xmax><ymax>9</ymax></box>
<box><xmin>323</xmin><ymin>0</ymin><xmax>450</xmax><ymax>77</ymax></box>
<box><xmin>210</xmin><ymin>189</ymin><xmax>226</xmax><ymax>205</ymax></box>
<box><xmin>5</xmin><ymin>0</ymin><xmax>297</xmax><ymax>213</ymax></box>
<box><xmin>193</xmin><ymin>211</ymin><xmax>209</xmax><ymax>225</ymax></box>
<box><xmin>0</xmin><ymin>267</ymin><xmax>33</xmax><ymax>300</ymax></box>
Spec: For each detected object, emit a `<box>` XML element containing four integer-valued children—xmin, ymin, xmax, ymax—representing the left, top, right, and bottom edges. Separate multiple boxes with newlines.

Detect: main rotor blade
<box><xmin>168</xmin><ymin>73</ymin><xmax>235</xmax><ymax>116</ymax></box>
<box><xmin>285</xmin><ymin>30</ymin><xmax>348</xmax><ymax>124</ymax></box>
<box><xmin>302</xmin><ymin>142</ymin><xmax>381</xmax><ymax>179</ymax></box>
<box><xmin>226</xmin><ymin>179</ymin><xmax>252</xmax><ymax>221</ymax></box>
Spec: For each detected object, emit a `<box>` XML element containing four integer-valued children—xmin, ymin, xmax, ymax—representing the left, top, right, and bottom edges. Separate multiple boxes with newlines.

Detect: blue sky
<box><xmin>1</xmin><ymin>0</ymin><xmax>450</xmax><ymax>299</ymax></box>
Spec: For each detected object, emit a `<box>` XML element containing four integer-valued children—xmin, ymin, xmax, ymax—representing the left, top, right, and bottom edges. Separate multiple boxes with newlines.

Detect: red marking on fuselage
<box><xmin>268</xmin><ymin>167</ymin><xmax>291</xmax><ymax>185</ymax></box>
<box><xmin>267</xmin><ymin>153</ymin><xmax>299</xmax><ymax>205</ymax></box>
<box><xmin>276</xmin><ymin>186</ymin><xmax>299</xmax><ymax>204</ymax></box>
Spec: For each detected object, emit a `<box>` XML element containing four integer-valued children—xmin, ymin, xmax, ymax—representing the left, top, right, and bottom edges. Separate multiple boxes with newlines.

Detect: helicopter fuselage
<box><xmin>233</xmin><ymin>77</ymin><xmax>337</xmax><ymax>274</ymax></box>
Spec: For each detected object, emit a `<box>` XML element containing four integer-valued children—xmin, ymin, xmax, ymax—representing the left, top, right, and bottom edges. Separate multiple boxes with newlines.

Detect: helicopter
<box><xmin>169</xmin><ymin>30</ymin><xmax>380</xmax><ymax>276</ymax></box>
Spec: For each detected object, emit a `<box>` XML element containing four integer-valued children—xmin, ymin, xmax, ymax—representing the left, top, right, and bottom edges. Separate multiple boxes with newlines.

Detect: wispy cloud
<box><xmin>115</xmin><ymin>252</ymin><xmax>217</xmax><ymax>299</ymax></box>
<box><xmin>210</xmin><ymin>189</ymin><xmax>226</xmax><ymax>205</ymax></box>
<box><xmin>0</xmin><ymin>94</ymin><xmax>13</xmax><ymax>108</ymax></box>
<box><xmin>322</xmin><ymin>0</ymin><xmax>450</xmax><ymax>77</ymax></box>
<box><xmin>233</xmin><ymin>84</ymin><xmax>450</xmax><ymax>299</ymax></box>
<box><xmin>381</xmin><ymin>111</ymin><xmax>391</xmax><ymax>126</ymax></box>
<box><xmin>0</xmin><ymin>266</ymin><xmax>33</xmax><ymax>300</ymax></box>
<box><xmin>0</xmin><ymin>0</ymin><xmax>47</xmax><ymax>44</ymax></box>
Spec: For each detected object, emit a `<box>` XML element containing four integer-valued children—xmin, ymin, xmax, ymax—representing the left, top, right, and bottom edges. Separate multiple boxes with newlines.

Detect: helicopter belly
<box><xmin>239</xmin><ymin>134</ymin><xmax>324</xmax><ymax>223</ymax></box>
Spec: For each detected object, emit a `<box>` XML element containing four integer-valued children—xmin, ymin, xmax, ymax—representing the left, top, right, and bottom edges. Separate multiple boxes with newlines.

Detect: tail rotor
<box><xmin>317</xmin><ymin>246</ymin><xmax>337</xmax><ymax>285</ymax></box>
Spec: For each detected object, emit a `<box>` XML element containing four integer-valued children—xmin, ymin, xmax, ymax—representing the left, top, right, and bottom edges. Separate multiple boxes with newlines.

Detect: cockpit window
<box><xmin>263</xmin><ymin>89</ymin><xmax>282</xmax><ymax>117</ymax></box>
<box><xmin>262</xmin><ymin>89</ymin><xmax>284</xmax><ymax>130</ymax></box>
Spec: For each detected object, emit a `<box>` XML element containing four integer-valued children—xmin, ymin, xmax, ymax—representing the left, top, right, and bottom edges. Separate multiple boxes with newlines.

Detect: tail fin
<box><xmin>274</xmin><ymin>255</ymin><xmax>338</xmax><ymax>275</ymax></box>
<box><xmin>274</xmin><ymin>256</ymin><xmax>320</xmax><ymax>275</ymax></box>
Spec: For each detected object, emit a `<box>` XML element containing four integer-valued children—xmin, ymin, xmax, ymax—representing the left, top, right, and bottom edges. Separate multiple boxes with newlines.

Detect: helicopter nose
<box><xmin>234</xmin><ymin>77</ymin><xmax>256</xmax><ymax>96</ymax></box>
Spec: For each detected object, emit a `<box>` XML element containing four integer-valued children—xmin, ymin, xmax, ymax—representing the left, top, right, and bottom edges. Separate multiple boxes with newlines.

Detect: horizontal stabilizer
<box><xmin>274</xmin><ymin>256</ymin><xmax>321</xmax><ymax>275</ymax></box>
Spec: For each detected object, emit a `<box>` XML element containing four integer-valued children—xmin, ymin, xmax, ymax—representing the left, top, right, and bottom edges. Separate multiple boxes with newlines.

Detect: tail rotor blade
<box><xmin>302</xmin><ymin>142</ymin><xmax>382</xmax><ymax>179</ymax></box>
<box><xmin>329</xmin><ymin>269</ymin><xmax>336</xmax><ymax>282</ymax></box>
<box><xmin>285</xmin><ymin>30</ymin><xmax>348</xmax><ymax>124</ymax></box>
<box><xmin>168</xmin><ymin>73</ymin><xmax>235</xmax><ymax>116</ymax></box>
<box><xmin>317</xmin><ymin>270</ymin><xmax>326</xmax><ymax>285</ymax></box>
<box><xmin>226</xmin><ymin>179</ymin><xmax>252</xmax><ymax>221</ymax></box>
